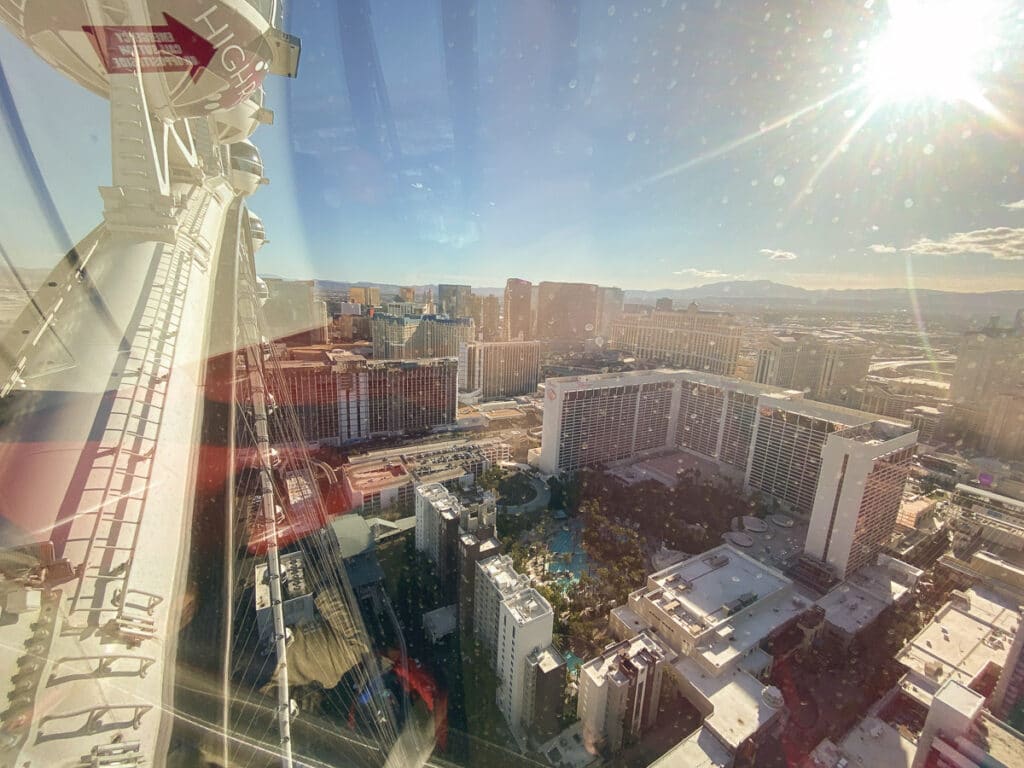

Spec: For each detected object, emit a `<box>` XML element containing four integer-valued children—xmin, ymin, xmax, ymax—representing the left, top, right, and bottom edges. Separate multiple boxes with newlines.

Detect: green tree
<box><xmin>478</xmin><ymin>465</ymin><xmax>505</xmax><ymax>492</ymax></box>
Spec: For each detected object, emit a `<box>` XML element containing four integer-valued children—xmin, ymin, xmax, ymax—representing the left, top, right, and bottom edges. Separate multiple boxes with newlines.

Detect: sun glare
<box><xmin>865</xmin><ymin>0</ymin><xmax>996</xmax><ymax>104</ymax></box>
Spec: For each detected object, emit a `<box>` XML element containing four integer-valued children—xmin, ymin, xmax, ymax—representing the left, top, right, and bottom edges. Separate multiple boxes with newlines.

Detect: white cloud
<box><xmin>868</xmin><ymin>244</ymin><xmax>898</xmax><ymax>253</ymax></box>
<box><xmin>760</xmin><ymin>248</ymin><xmax>798</xmax><ymax>261</ymax></box>
<box><xmin>1001</xmin><ymin>200</ymin><xmax>1024</xmax><ymax>210</ymax></box>
<box><xmin>673</xmin><ymin>268</ymin><xmax>732</xmax><ymax>280</ymax></box>
<box><xmin>901</xmin><ymin>227</ymin><xmax>1024</xmax><ymax>261</ymax></box>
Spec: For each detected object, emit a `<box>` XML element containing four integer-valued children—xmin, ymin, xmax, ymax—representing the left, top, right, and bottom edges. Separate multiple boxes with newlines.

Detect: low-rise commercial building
<box><xmin>896</xmin><ymin>585</ymin><xmax>1021</xmax><ymax>709</ymax></box>
<box><xmin>255</xmin><ymin>551</ymin><xmax>316</xmax><ymax>642</ymax></box>
<box><xmin>607</xmin><ymin>545</ymin><xmax>805</xmax><ymax>763</ymax></box>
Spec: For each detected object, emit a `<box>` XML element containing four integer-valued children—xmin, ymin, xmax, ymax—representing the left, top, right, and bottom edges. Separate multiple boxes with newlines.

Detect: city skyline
<box><xmin>1</xmin><ymin>3</ymin><xmax>1023</xmax><ymax>768</ymax></box>
<box><xmin>2</xmin><ymin>2</ymin><xmax>1024</xmax><ymax>293</ymax></box>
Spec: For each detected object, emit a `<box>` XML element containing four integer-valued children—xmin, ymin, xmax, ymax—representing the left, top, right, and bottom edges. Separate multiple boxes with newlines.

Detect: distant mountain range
<box><xmin>314</xmin><ymin>278</ymin><xmax>1024</xmax><ymax>321</ymax></box>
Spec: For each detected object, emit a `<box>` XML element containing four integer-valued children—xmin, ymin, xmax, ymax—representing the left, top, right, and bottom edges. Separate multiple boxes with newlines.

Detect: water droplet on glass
<box><xmin>608</xmin><ymin>4</ymin><xmax>616</xmax><ymax>16</ymax></box>
<box><xmin>823</xmin><ymin>28</ymin><xmax>833</xmax><ymax>39</ymax></box>
<box><xmin>773</xmin><ymin>175</ymin><xmax>786</xmax><ymax>187</ymax></box>
<box><xmin>922</xmin><ymin>144</ymin><xmax>935</xmax><ymax>155</ymax></box>
<box><xmin>904</xmin><ymin>198</ymin><xmax>914</xmax><ymax>208</ymax></box>
<box><xmin>568</xmin><ymin>79</ymin><xmax>577</xmax><ymax>89</ymax></box>
<box><xmin>626</xmin><ymin>131</ymin><xmax>636</xmax><ymax>142</ymax></box>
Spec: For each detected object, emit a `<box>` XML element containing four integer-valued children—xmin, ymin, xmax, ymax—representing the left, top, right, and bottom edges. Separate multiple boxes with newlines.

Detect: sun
<box><xmin>864</xmin><ymin>0</ymin><xmax>998</xmax><ymax>105</ymax></box>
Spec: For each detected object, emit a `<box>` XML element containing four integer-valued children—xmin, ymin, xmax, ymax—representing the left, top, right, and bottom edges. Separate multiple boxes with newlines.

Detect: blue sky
<box><xmin>1</xmin><ymin>1</ymin><xmax>1023</xmax><ymax>291</ymax></box>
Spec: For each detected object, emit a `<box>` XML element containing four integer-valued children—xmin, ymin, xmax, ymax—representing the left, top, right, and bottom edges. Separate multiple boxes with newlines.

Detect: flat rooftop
<box><xmin>416</xmin><ymin>483</ymin><xmax>462</xmax><ymax>520</ymax></box>
<box><xmin>672</xmin><ymin>657</ymin><xmax>784</xmax><ymax>750</ymax></box>
<box><xmin>581</xmin><ymin>633</ymin><xmax>670</xmax><ymax>688</ymax></box>
<box><xmin>344</xmin><ymin>460</ymin><xmax>410</xmax><ymax>492</ymax></box>
<box><xmin>836</xmin><ymin>419</ymin><xmax>917</xmax><ymax>444</ymax></box>
<box><xmin>255</xmin><ymin>551</ymin><xmax>309</xmax><ymax>609</ymax></box>
<box><xmin>897</xmin><ymin>586</ymin><xmax>1020</xmax><ymax>707</ymax></box>
<box><xmin>479</xmin><ymin>554</ymin><xmax>527</xmax><ymax>596</ymax></box>
<box><xmin>978</xmin><ymin>711</ymin><xmax>1024</xmax><ymax>766</ymax></box>
<box><xmin>502</xmin><ymin>587</ymin><xmax>552</xmax><ymax>625</ymax></box>
<box><xmin>423</xmin><ymin>604</ymin><xmax>458</xmax><ymax>642</ymax></box>
<box><xmin>766</xmin><ymin>396</ymin><xmax>881</xmax><ymax>427</ymax></box>
<box><xmin>638</xmin><ymin>547</ymin><xmax>806</xmax><ymax>672</ymax></box>
<box><xmin>648</xmin><ymin>725</ymin><xmax>731</xmax><ymax>767</ymax></box>
<box><xmin>648</xmin><ymin>545</ymin><xmax>790</xmax><ymax>627</ymax></box>
<box><xmin>818</xmin><ymin>560</ymin><xmax>917</xmax><ymax>636</ymax></box>
<box><xmin>835</xmin><ymin>716</ymin><xmax>916</xmax><ymax>768</ymax></box>
<box><xmin>532</xmin><ymin>645</ymin><xmax>565</xmax><ymax>674</ymax></box>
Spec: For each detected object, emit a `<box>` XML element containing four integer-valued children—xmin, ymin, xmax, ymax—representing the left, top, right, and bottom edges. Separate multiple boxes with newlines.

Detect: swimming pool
<box><xmin>547</xmin><ymin>520</ymin><xmax>588</xmax><ymax>579</ymax></box>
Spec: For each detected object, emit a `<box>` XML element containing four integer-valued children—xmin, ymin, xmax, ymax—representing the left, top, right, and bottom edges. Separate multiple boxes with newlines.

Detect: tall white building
<box><xmin>577</xmin><ymin>633</ymin><xmax>671</xmax><ymax>754</ymax></box>
<box><xmin>474</xmin><ymin>555</ymin><xmax>530</xmax><ymax>664</ymax></box>
<box><xmin>473</xmin><ymin>555</ymin><xmax>563</xmax><ymax>737</ymax></box>
<box><xmin>496</xmin><ymin>588</ymin><xmax>554</xmax><ymax>733</ymax></box>
<box><xmin>804</xmin><ymin>420</ymin><xmax>918</xmax><ymax>578</ymax></box>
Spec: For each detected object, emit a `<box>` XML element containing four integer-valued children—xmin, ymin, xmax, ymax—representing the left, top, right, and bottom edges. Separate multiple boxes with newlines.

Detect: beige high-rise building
<box><xmin>504</xmin><ymin>278</ymin><xmax>534</xmax><ymax>340</ymax></box>
<box><xmin>348</xmin><ymin>285</ymin><xmax>381</xmax><ymax>306</ymax></box>
<box><xmin>481</xmin><ymin>294</ymin><xmax>501</xmax><ymax>341</ymax></box>
<box><xmin>949</xmin><ymin>321</ymin><xmax>1024</xmax><ymax>450</ymax></box>
<box><xmin>596</xmin><ymin>286</ymin><xmax>624</xmax><ymax>340</ymax></box>
<box><xmin>610</xmin><ymin>303</ymin><xmax>742</xmax><ymax>375</ymax></box>
<box><xmin>458</xmin><ymin>340</ymin><xmax>541</xmax><ymax>401</ymax></box>
<box><xmin>980</xmin><ymin>388</ymin><xmax>1024</xmax><ymax>459</ymax></box>
<box><xmin>754</xmin><ymin>332</ymin><xmax>874</xmax><ymax>403</ymax></box>
<box><xmin>536</xmin><ymin>281</ymin><xmax>600</xmax><ymax>340</ymax></box>
<box><xmin>370</xmin><ymin>314</ymin><xmax>420</xmax><ymax>359</ymax></box>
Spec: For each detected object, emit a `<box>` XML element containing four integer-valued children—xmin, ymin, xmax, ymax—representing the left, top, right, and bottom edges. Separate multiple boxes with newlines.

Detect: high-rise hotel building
<box><xmin>539</xmin><ymin>369</ymin><xmax>918</xmax><ymax>579</ymax></box>
<box><xmin>458</xmin><ymin>340</ymin><xmax>541</xmax><ymax>401</ymax></box>
<box><xmin>371</xmin><ymin>314</ymin><xmax>475</xmax><ymax>360</ymax></box>
<box><xmin>754</xmin><ymin>332</ymin><xmax>874</xmax><ymax>404</ymax></box>
<box><xmin>803</xmin><ymin>420</ymin><xmax>917</xmax><ymax>577</ymax></box>
<box><xmin>504</xmin><ymin>278</ymin><xmax>535</xmax><ymax>341</ymax></box>
<box><xmin>267</xmin><ymin>351</ymin><xmax>458</xmax><ymax>443</ymax></box>
<box><xmin>610</xmin><ymin>303</ymin><xmax>742</xmax><ymax>375</ymax></box>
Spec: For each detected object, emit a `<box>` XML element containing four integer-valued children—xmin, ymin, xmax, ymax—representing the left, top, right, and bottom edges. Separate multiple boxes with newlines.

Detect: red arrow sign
<box><xmin>83</xmin><ymin>13</ymin><xmax>216</xmax><ymax>81</ymax></box>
